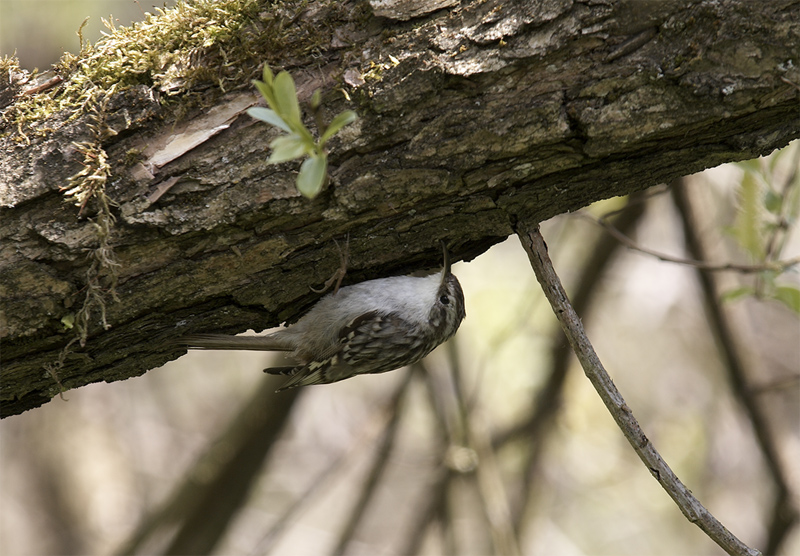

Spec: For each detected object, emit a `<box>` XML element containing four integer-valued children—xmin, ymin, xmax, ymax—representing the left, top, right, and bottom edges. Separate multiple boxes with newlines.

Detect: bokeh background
<box><xmin>1</xmin><ymin>0</ymin><xmax>177</xmax><ymax>71</ymax></box>
<box><xmin>2</xmin><ymin>2</ymin><xmax>799</xmax><ymax>555</ymax></box>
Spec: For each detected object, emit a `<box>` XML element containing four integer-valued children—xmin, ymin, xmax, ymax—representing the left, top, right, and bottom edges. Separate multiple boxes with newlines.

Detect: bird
<box><xmin>179</xmin><ymin>243</ymin><xmax>466</xmax><ymax>391</ymax></box>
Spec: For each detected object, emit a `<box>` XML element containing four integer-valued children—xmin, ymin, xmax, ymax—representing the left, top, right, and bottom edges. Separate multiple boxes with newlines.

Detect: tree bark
<box><xmin>1</xmin><ymin>0</ymin><xmax>798</xmax><ymax>417</ymax></box>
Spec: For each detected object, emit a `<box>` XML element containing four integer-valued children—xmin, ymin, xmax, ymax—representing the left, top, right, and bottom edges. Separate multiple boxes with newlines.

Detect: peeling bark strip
<box><xmin>1</xmin><ymin>0</ymin><xmax>799</xmax><ymax>417</ymax></box>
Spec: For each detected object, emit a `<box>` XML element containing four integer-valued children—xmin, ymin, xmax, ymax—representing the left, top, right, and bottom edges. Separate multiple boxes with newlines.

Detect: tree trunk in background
<box><xmin>1</xmin><ymin>0</ymin><xmax>798</xmax><ymax>416</ymax></box>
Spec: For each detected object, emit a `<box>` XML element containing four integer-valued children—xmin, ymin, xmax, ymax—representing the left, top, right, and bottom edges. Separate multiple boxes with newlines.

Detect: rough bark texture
<box><xmin>1</xmin><ymin>0</ymin><xmax>799</xmax><ymax>417</ymax></box>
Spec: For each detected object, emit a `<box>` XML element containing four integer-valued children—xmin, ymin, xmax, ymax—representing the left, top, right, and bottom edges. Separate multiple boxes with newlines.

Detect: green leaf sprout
<box><xmin>247</xmin><ymin>63</ymin><xmax>357</xmax><ymax>199</ymax></box>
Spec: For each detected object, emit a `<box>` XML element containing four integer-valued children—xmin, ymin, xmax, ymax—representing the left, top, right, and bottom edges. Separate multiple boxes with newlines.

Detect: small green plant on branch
<box><xmin>247</xmin><ymin>63</ymin><xmax>357</xmax><ymax>199</ymax></box>
<box><xmin>724</xmin><ymin>145</ymin><xmax>800</xmax><ymax>313</ymax></box>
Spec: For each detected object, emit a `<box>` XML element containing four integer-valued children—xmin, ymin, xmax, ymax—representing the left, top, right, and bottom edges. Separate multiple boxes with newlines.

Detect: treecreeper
<box><xmin>179</xmin><ymin>243</ymin><xmax>466</xmax><ymax>391</ymax></box>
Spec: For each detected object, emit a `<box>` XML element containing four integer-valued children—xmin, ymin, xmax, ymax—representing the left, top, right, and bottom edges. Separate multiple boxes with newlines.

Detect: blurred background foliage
<box><xmin>1</xmin><ymin>1</ymin><xmax>177</xmax><ymax>71</ymax></box>
<box><xmin>1</xmin><ymin>2</ymin><xmax>799</xmax><ymax>555</ymax></box>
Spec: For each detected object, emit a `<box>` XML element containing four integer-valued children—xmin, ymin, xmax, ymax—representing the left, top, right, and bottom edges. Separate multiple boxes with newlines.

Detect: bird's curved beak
<box><xmin>440</xmin><ymin>240</ymin><xmax>451</xmax><ymax>282</ymax></box>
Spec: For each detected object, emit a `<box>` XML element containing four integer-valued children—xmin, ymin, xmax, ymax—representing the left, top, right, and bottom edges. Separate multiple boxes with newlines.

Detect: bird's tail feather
<box><xmin>179</xmin><ymin>334</ymin><xmax>293</xmax><ymax>351</ymax></box>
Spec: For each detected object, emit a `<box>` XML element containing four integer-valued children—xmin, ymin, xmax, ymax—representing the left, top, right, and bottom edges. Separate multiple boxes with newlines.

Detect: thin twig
<box><xmin>399</xmin><ymin>463</ymin><xmax>454</xmax><ymax>555</ymax></box>
<box><xmin>780</xmin><ymin>76</ymin><xmax>800</xmax><ymax>92</ymax></box>
<box><xmin>415</xmin><ymin>363</ymin><xmax>460</xmax><ymax>556</ymax></box>
<box><xmin>330</xmin><ymin>368</ymin><xmax>415</xmax><ymax>556</ymax></box>
<box><xmin>581</xmin><ymin>212</ymin><xmax>800</xmax><ymax>273</ymax></box>
<box><xmin>468</xmin><ymin>412</ymin><xmax>522</xmax><ymax>556</ymax></box>
<box><xmin>505</xmin><ymin>192</ymin><xmax>649</xmax><ymax>532</ymax></box>
<box><xmin>750</xmin><ymin>374</ymin><xmax>800</xmax><ymax>395</ymax></box>
<box><xmin>20</xmin><ymin>74</ymin><xmax>63</xmax><ymax>96</ymax></box>
<box><xmin>445</xmin><ymin>339</ymin><xmax>522</xmax><ymax>556</ymax></box>
<box><xmin>516</xmin><ymin>220</ymin><xmax>762</xmax><ymax>556</ymax></box>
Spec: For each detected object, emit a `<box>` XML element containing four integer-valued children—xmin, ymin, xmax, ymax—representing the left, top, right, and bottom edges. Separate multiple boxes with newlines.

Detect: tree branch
<box><xmin>501</xmin><ymin>193</ymin><xmax>648</xmax><ymax>532</ymax></box>
<box><xmin>584</xmin><ymin>210</ymin><xmax>800</xmax><ymax>273</ymax></box>
<box><xmin>3</xmin><ymin>0</ymin><xmax>799</xmax><ymax>417</ymax></box>
<box><xmin>515</xmin><ymin>220</ymin><xmax>762</xmax><ymax>556</ymax></box>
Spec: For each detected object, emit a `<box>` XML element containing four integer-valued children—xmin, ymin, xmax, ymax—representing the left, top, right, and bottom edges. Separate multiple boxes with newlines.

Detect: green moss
<box><xmin>123</xmin><ymin>147</ymin><xmax>144</xmax><ymax>166</ymax></box>
<box><xmin>0</xmin><ymin>54</ymin><xmax>20</xmax><ymax>75</ymax></box>
<box><xmin>3</xmin><ymin>0</ymin><xmax>354</xmax><ymax>137</ymax></box>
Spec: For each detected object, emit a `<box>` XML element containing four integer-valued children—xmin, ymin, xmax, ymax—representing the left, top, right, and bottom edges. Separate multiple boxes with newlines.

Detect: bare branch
<box><xmin>503</xmin><ymin>193</ymin><xmax>649</xmax><ymax>532</ymax></box>
<box><xmin>516</xmin><ymin>221</ymin><xmax>762</xmax><ymax>556</ymax></box>
<box><xmin>468</xmin><ymin>414</ymin><xmax>521</xmax><ymax>556</ymax></box>
<box><xmin>581</xmin><ymin>211</ymin><xmax>800</xmax><ymax>273</ymax></box>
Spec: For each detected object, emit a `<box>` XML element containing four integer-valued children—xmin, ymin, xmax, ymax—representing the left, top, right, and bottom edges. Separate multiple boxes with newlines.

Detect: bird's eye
<box><xmin>440</xmin><ymin>295</ymin><xmax>450</xmax><ymax>305</ymax></box>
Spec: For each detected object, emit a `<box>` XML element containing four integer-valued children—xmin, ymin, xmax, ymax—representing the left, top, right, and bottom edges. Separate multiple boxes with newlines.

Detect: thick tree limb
<box><xmin>516</xmin><ymin>221</ymin><xmax>761</xmax><ymax>556</ymax></box>
<box><xmin>2</xmin><ymin>0</ymin><xmax>799</xmax><ymax>416</ymax></box>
